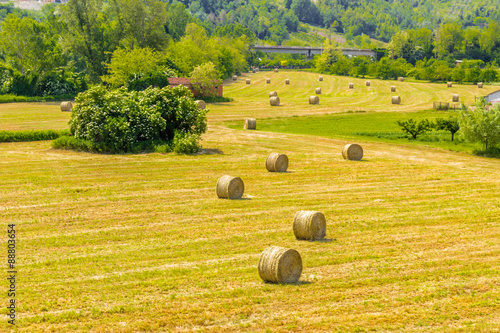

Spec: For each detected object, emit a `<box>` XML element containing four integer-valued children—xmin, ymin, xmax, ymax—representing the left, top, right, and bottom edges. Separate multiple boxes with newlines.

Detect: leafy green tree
<box><xmin>396</xmin><ymin>118</ymin><xmax>433</xmax><ymax>139</ymax></box>
<box><xmin>459</xmin><ymin>99</ymin><xmax>500</xmax><ymax>150</ymax></box>
<box><xmin>189</xmin><ymin>61</ymin><xmax>222</xmax><ymax>97</ymax></box>
<box><xmin>435</xmin><ymin>117</ymin><xmax>459</xmax><ymax>141</ymax></box>
<box><xmin>165</xmin><ymin>3</ymin><xmax>190</xmax><ymax>41</ymax></box>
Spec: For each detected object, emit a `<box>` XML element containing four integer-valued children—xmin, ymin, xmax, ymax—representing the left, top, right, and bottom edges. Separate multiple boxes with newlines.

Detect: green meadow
<box><xmin>0</xmin><ymin>71</ymin><xmax>499</xmax><ymax>332</ymax></box>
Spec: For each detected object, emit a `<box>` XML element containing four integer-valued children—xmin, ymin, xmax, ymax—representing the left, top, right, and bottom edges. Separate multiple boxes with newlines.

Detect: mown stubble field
<box><xmin>0</xmin><ymin>72</ymin><xmax>499</xmax><ymax>332</ymax></box>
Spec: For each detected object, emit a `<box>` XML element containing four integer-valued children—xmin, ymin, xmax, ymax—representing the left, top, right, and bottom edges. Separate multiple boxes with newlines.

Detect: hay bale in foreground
<box><xmin>285</xmin><ymin>79</ymin><xmax>290</xmax><ymax>85</ymax></box>
<box><xmin>342</xmin><ymin>143</ymin><xmax>363</xmax><ymax>160</ymax></box>
<box><xmin>246</xmin><ymin>79</ymin><xmax>251</xmax><ymax>84</ymax></box>
<box><xmin>266</xmin><ymin>78</ymin><xmax>271</xmax><ymax>84</ymax></box>
<box><xmin>309</xmin><ymin>96</ymin><xmax>319</xmax><ymax>105</ymax></box>
<box><xmin>398</xmin><ymin>77</ymin><xmax>404</xmax><ymax>82</ymax></box>
<box><xmin>266</xmin><ymin>153</ymin><xmax>288</xmax><ymax>172</ymax></box>
<box><xmin>452</xmin><ymin>94</ymin><xmax>460</xmax><ymax>102</ymax></box>
<box><xmin>392</xmin><ymin>96</ymin><xmax>401</xmax><ymax>104</ymax></box>
<box><xmin>269</xmin><ymin>91</ymin><xmax>278</xmax><ymax>97</ymax></box>
<box><xmin>319</xmin><ymin>76</ymin><xmax>323</xmax><ymax>81</ymax></box>
<box><xmin>365</xmin><ymin>81</ymin><xmax>371</xmax><ymax>86</ymax></box>
<box><xmin>447</xmin><ymin>82</ymin><xmax>453</xmax><ymax>88</ymax></box>
<box><xmin>478</xmin><ymin>82</ymin><xmax>483</xmax><ymax>88</ymax></box>
<box><xmin>244</xmin><ymin>118</ymin><xmax>256</xmax><ymax>130</ymax></box>
<box><xmin>258</xmin><ymin>246</ymin><xmax>302</xmax><ymax>284</ymax></box>
<box><xmin>216</xmin><ymin>175</ymin><xmax>244</xmax><ymax>200</ymax></box>
<box><xmin>195</xmin><ymin>100</ymin><xmax>206</xmax><ymax>110</ymax></box>
<box><xmin>293</xmin><ymin>211</ymin><xmax>326</xmax><ymax>241</ymax></box>
<box><xmin>60</xmin><ymin>101</ymin><xmax>73</xmax><ymax>112</ymax></box>
<box><xmin>270</xmin><ymin>96</ymin><xmax>280</xmax><ymax>106</ymax></box>
<box><xmin>315</xmin><ymin>87</ymin><xmax>322</xmax><ymax>94</ymax></box>
<box><xmin>391</xmin><ymin>86</ymin><xmax>396</xmax><ymax>92</ymax></box>
<box><xmin>232</xmin><ymin>75</ymin><xmax>237</xmax><ymax>81</ymax></box>
<box><xmin>349</xmin><ymin>83</ymin><xmax>354</xmax><ymax>89</ymax></box>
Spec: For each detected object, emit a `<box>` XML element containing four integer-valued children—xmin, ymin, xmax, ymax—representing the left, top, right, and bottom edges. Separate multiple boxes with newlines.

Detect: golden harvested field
<box><xmin>1</xmin><ymin>72</ymin><xmax>499</xmax><ymax>332</ymax></box>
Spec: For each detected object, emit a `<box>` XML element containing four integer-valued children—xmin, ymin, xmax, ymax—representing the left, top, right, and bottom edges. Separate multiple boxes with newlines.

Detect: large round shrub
<box><xmin>68</xmin><ymin>85</ymin><xmax>207</xmax><ymax>153</ymax></box>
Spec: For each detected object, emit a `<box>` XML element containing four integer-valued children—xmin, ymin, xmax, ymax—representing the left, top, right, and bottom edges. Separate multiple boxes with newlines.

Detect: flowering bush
<box><xmin>67</xmin><ymin>85</ymin><xmax>207</xmax><ymax>153</ymax></box>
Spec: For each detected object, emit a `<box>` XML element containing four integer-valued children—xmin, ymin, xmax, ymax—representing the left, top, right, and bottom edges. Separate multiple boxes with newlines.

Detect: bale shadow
<box><xmin>195</xmin><ymin>148</ymin><xmax>224</xmax><ymax>155</ymax></box>
<box><xmin>296</xmin><ymin>238</ymin><xmax>334</xmax><ymax>243</ymax></box>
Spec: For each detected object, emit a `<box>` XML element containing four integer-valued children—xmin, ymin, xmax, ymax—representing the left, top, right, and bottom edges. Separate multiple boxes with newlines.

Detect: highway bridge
<box><xmin>252</xmin><ymin>45</ymin><xmax>377</xmax><ymax>59</ymax></box>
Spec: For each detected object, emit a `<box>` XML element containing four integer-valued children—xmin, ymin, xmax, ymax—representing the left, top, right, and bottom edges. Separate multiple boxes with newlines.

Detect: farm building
<box><xmin>168</xmin><ymin>78</ymin><xmax>223</xmax><ymax>97</ymax></box>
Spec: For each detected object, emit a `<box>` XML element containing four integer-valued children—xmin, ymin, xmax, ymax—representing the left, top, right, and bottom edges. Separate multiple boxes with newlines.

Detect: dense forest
<box><xmin>0</xmin><ymin>0</ymin><xmax>499</xmax><ymax>98</ymax></box>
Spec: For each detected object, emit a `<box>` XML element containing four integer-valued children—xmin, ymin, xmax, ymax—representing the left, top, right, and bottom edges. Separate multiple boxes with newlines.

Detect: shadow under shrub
<box><xmin>59</xmin><ymin>85</ymin><xmax>207</xmax><ymax>154</ymax></box>
<box><xmin>0</xmin><ymin>129</ymin><xmax>69</xmax><ymax>142</ymax></box>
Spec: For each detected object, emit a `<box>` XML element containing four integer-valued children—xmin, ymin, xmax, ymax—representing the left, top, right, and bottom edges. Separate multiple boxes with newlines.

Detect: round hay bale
<box><xmin>194</xmin><ymin>100</ymin><xmax>206</xmax><ymax>110</ymax></box>
<box><xmin>398</xmin><ymin>77</ymin><xmax>404</xmax><ymax>82</ymax></box>
<box><xmin>452</xmin><ymin>94</ymin><xmax>460</xmax><ymax>102</ymax></box>
<box><xmin>252</xmin><ymin>68</ymin><xmax>256</xmax><ymax>73</ymax></box>
<box><xmin>365</xmin><ymin>81</ymin><xmax>371</xmax><ymax>86</ymax></box>
<box><xmin>270</xmin><ymin>96</ymin><xmax>280</xmax><ymax>106</ymax></box>
<box><xmin>478</xmin><ymin>82</ymin><xmax>483</xmax><ymax>88</ymax></box>
<box><xmin>232</xmin><ymin>75</ymin><xmax>237</xmax><ymax>81</ymax></box>
<box><xmin>244</xmin><ymin>118</ymin><xmax>256</xmax><ymax>130</ymax></box>
<box><xmin>349</xmin><ymin>83</ymin><xmax>354</xmax><ymax>89</ymax></box>
<box><xmin>447</xmin><ymin>82</ymin><xmax>453</xmax><ymax>88</ymax></box>
<box><xmin>285</xmin><ymin>79</ymin><xmax>290</xmax><ymax>85</ymax></box>
<box><xmin>342</xmin><ymin>143</ymin><xmax>363</xmax><ymax>161</ymax></box>
<box><xmin>309</xmin><ymin>96</ymin><xmax>319</xmax><ymax>105</ymax></box>
<box><xmin>274</xmin><ymin>68</ymin><xmax>278</xmax><ymax>73</ymax></box>
<box><xmin>391</xmin><ymin>86</ymin><xmax>396</xmax><ymax>92</ymax></box>
<box><xmin>293</xmin><ymin>211</ymin><xmax>326</xmax><ymax>241</ymax></box>
<box><xmin>258</xmin><ymin>246</ymin><xmax>302</xmax><ymax>284</ymax></box>
<box><xmin>60</xmin><ymin>101</ymin><xmax>73</xmax><ymax>112</ymax></box>
<box><xmin>216</xmin><ymin>175</ymin><xmax>244</xmax><ymax>200</ymax></box>
<box><xmin>246</xmin><ymin>79</ymin><xmax>251</xmax><ymax>84</ymax></box>
<box><xmin>269</xmin><ymin>91</ymin><xmax>278</xmax><ymax>97</ymax></box>
<box><xmin>315</xmin><ymin>87</ymin><xmax>322</xmax><ymax>94</ymax></box>
<box><xmin>319</xmin><ymin>76</ymin><xmax>323</xmax><ymax>81</ymax></box>
<box><xmin>266</xmin><ymin>78</ymin><xmax>271</xmax><ymax>84</ymax></box>
<box><xmin>265</xmin><ymin>153</ymin><xmax>288</xmax><ymax>172</ymax></box>
<box><xmin>391</xmin><ymin>96</ymin><xmax>401</xmax><ymax>104</ymax></box>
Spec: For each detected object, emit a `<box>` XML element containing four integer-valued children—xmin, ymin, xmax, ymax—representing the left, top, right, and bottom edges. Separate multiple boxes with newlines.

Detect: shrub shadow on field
<box><xmin>196</xmin><ymin>148</ymin><xmax>224</xmax><ymax>155</ymax></box>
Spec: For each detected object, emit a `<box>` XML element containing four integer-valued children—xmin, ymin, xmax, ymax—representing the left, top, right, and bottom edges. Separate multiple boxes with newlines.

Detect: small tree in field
<box><xmin>189</xmin><ymin>62</ymin><xmax>222</xmax><ymax>97</ymax></box>
<box><xmin>459</xmin><ymin>99</ymin><xmax>500</xmax><ymax>151</ymax></box>
<box><xmin>435</xmin><ymin>117</ymin><xmax>460</xmax><ymax>141</ymax></box>
<box><xmin>396</xmin><ymin>118</ymin><xmax>433</xmax><ymax>139</ymax></box>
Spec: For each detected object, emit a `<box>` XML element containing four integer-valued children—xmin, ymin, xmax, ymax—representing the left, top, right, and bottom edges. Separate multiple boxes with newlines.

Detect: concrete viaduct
<box><xmin>251</xmin><ymin>45</ymin><xmax>377</xmax><ymax>59</ymax></box>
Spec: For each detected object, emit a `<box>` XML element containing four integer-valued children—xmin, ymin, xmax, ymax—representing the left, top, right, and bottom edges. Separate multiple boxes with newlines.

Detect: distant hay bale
<box><xmin>478</xmin><ymin>82</ymin><xmax>483</xmax><ymax>88</ymax></box>
<box><xmin>216</xmin><ymin>175</ymin><xmax>244</xmax><ymax>200</ymax></box>
<box><xmin>258</xmin><ymin>246</ymin><xmax>302</xmax><ymax>284</ymax></box>
<box><xmin>293</xmin><ymin>211</ymin><xmax>326</xmax><ymax>241</ymax></box>
<box><xmin>398</xmin><ymin>77</ymin><xmax>404</xmax><ymax>82</ymax></box>
<box><xmin>319</xmin><ymin>76</ymin><xmax>323</xmax><ymax>81</ymax></box>
<box><xmin>391</xmin><ymin>86</ymin><xmax>396</xmax><ymax>92</ymax></box>
<box><xmin>285</xmin><ymin>79</ymin><xmax>290</xmax><ymax>85</ymax></box>
<box><xmin>349</xmin><ymin>83</ymin><xmax>354</xmax><ymax>89</ymax></box>
<box><xmin>270</xmin><ymin>96</ymin><xmax>280</xmax><ymax>106</ymax></box>
<box><xmin>452</xmin><ymin>94</ymin><xmax>460</xmax><ymax>102</ymax></box>
<box><xmin>274</xmin><ymin>68</ymin><xmax>278</xmax><ymax>73</ymax></box>
<box><xmin>60</xmin><ymin>101</ymin><xmax>73</xmax><ymax>112</ymax></box>
<box><xmin>266</xmin><ymin>153</ymin><xmax>288</xmax><ymax>172</ymax></box>
<box><xmin>447</xmin><ymin>82</ymin><xmax>453</xmax><ymax>88</ymax></box>
<box><xmin>256</xmin><ymin>69</ymin><xmax>259</xmax><ymax>73</ymax></box>
<box><xmin>365</xmin><ymin>81</ymin><xmax>371</xmax><ymax>86</ymax></box>
<box><xmin>266</xmin><ymin>78</ymin><xmax>271</xmax><ymax>84</ymax></box>
<box><xmin>391</xmin><ymin>96</ymin><xmax>401</xmax><ymax>104</ymax></box>
<box><xmin>342</xmin><ymin>143</ymin><xmax>363</xmax><ymax>161</ymax></box>
<box><xmin>194</xmin><ymin>100</ymin><xmax>206</xmax><ymax>110</ymax></box>
<box><xmin>246</xmin><ymin>79</ymin><xmax>251</xmax><ymax>84</ymax></box>
<box><xmin>244</xmin><ymin>118</ymin><xmax>256</xmax><ymax>130</ymax></box>
<box><xmin>309</xmin><ymin>96</ymin><xmax>319</xmax><ymax>105</ymax></box>
<box><xmin>269</xmin><ymin>91</ymin><xmax>278</xmax><ymax>97</ymax></box>
<box><xmin>232</xmin><ymin>75</ymin><xmax>237</xmax><ymax>81</ymax></box>
<box><xmin>252</xmin><ymin>69</ymin><xmax>256</xmax><ymax>73</ymax></box>
<box><xmin>315</xmin><ymin>87</ymin><xmax>322</xmax><ymax>94</ymax></box>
